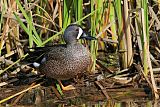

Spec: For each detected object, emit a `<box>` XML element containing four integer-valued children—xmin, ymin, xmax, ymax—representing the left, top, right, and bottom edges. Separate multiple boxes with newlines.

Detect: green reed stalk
<box><xmin>90</xmin><ymin>0</ymin><xmax>103</xmax><ymax>72</ymax></box>
<box><xmin>142</xmin><ymin>0</ymin><xmax>159</xmax><ymax>99</ymax></box>
<box><xmin>63</xmin><ymin>0</ymin><xmax>72</xmax><ymax>28</ymax></box>
<box><xmin>109</xmin><ymin>2</ymin><xmax>117</xmax><ymax>47</ymax></box>
<box><xmin>115</xmin><ymin>0</ymin><xmax>127</xmax><ymax>69</ymax></box>
<box><xmin>74</xmin><ymin>0</ymin><xmax>83</xmax><ymax>25</ymax></box>
<box><xmin>141</xmin><ymin>0</ymin><xmax>149</xmax><ymax>75</ymax></box>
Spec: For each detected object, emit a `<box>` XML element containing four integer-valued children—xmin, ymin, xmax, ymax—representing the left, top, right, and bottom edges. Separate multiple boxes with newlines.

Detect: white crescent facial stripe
<box><xmin>76</xmin><ymin>27</ymin><xmax>83</xmax><ymax>39</ymax></box>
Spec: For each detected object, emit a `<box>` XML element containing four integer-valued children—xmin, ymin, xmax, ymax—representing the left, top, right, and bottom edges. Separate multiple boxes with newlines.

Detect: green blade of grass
<box><xmin>13</xmin><ymin>12</ymin><xmax>40</xmax><ymax>46</ymax></box>
<box><xmin>15</xmin><ymin>0</ymin><xmax>42</xmax><ymax>46</ymax></box>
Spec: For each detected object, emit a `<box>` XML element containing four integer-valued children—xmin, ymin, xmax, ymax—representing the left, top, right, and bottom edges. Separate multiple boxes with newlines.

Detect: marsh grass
<box><xmin>0</xmin><ymin>0</ymin><xmax>160</xmax><ymax>104</ymax></box>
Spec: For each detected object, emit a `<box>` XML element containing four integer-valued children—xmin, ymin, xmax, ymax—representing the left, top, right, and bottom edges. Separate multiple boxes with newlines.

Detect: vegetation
<box><xmin>0</xmin><ymin>0</ymin><xmax>160</xmax><ymax>106</ymax></box>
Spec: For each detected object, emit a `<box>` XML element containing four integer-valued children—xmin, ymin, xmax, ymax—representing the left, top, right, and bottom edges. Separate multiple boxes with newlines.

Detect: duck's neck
<box><xmin>66</xmin><ymin>40</ymin><xmax>79</xmax><ymax>45</ymax></box>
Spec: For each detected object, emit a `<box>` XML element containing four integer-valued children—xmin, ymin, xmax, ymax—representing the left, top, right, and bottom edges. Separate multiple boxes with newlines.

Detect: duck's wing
<box><xmin>45</xmin><ymin>45</ymin><xmax>67</xmax><ymax>61</ymax></box>
<box><xmin>24</xmin><ymin>44</ymin><xmax>67</xmax><ymax>67</ymax></box>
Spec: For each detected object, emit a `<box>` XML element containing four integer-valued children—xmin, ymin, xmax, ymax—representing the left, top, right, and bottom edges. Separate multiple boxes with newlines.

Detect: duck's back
<box><xmin>39</xmin><ymin>43</ymin><xmax>91</xmax><ymax>80</ymax></box>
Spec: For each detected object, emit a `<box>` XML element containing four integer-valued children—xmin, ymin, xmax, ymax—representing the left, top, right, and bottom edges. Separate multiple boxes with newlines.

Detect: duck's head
<box><xmin>64</xmin><ymin>24</ymin><xmax>96</xmax><ymax>44</ymax></box>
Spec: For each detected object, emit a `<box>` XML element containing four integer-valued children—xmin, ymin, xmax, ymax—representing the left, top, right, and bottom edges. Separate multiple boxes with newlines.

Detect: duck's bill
<box><xmin>80</xmin><ymin>33</ymin><xmax>97</xmax><ymax>40</ymax></box>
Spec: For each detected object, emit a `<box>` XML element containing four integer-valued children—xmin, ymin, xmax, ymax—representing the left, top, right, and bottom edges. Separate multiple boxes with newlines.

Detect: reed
<box><xmin>14</xmin><ymin>0</ymin><xmax>42</xmax><ymax>47</ymax></box>
<box><xmin>123</xmin><ymin>0</ymin><xmax>133</xmax><ymax>67</ymax></box>
<box><xmin>0</xmin><ymin>0</ymin><xmax>7</xmax><ymax>55</ymax></box>
<box><xmin>90</xmin><ymin>0</ymin><xmax>104</xmax><ymax>72</ymax></box>
<box><xmin>114</xmin><ymin>0</ymin><xmax>126</xmax><ymax>69</ymax></box>
<box><xmin>109</xmin><ymin>1</ymin><xmax>117</xmax><ymax>48</ymax></box>
<box><xmin>74</xmin><ymin>0</ymin><xmax>83</xmax><ymax>25</ymax></box>
<box><xmin>63</xmin><ymin>0</ymin><xmax>72</xmax><ymax>28</ymax></box>
<box><xmin>0</xmin><ymin>0</ymin><xmax>160</xmax><ymax>103</ymax></box>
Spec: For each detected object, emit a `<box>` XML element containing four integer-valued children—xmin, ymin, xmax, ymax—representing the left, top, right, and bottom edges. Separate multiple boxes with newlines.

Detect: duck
<box><xmin>33</xmin><ymin>24</ymin><xmax>96</xmax><ymax>90</ymax></box>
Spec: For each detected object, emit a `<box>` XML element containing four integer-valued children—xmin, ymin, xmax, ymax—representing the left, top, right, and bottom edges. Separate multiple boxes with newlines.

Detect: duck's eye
<box><xmin>75</xmin><ymin>28</ymin><xmax>79</xmax><ymax>31</ymax></box>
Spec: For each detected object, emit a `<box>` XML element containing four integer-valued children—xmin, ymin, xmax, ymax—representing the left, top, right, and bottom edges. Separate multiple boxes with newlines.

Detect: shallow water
<box><xmin>34</xmin><ymin>99</ymin><xmax>159</xmax><ymax>107</ymax></box>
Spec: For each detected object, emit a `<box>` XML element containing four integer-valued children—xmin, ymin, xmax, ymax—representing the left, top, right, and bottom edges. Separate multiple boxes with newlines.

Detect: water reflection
<box><xmin>34</xmin><ymin>98</ymin><xmax>160</xmax><ymax>107</ymax></box>
<box><xmin>35</xmin><ymin>99</ymin><xmax>160</xmax><ymax>107</ymax></box>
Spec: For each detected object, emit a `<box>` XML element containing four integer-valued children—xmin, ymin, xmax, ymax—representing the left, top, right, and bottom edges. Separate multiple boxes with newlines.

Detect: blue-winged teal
<box><xmin>33</xmin><ymin>24</ymin><xmax>95</xmax><ymax>90</ymax></box>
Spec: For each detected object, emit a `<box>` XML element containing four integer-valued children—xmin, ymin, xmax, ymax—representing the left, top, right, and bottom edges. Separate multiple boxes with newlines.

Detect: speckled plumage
<box><xmin>39</xmin><ymin>24</ymin><xmax>91</xmax><ymax>80</ymax></box>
